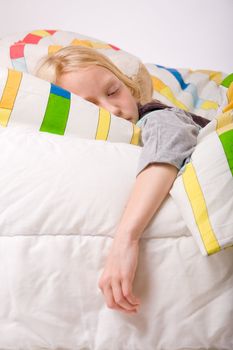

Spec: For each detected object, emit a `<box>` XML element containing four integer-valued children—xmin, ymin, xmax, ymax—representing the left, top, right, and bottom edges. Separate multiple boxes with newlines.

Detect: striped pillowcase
<box><xmin>0</xmin><ymin>29</ymin><xmax>141</xmax><ymax>78</ymax></box>
<box><xmin>170</xmin><ymin>110</ymin><xmax>233</xmax><ymax>255</ymax></box>
<box><xmin>0</xmin><ymin>67</ymin><xmax>141</xmax><ymax>144</ymax></box>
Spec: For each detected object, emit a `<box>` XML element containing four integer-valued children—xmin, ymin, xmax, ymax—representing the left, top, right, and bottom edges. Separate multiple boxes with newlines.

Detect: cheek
<box><xmin>127</xmin><ymin>93</ymin><xmax>138</xmax><ymax>112</ymax></box>
<box><xmin>122</xmin><ymin>89</ymin><xmax>135</xmax><ymax>106</ymax></box>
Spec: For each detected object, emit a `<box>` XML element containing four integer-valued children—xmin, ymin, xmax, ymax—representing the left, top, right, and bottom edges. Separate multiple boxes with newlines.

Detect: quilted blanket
<box><xmin>0</xmin><ymin>126</ymin><xmax>232</xmax><ymax>350</ymax></box>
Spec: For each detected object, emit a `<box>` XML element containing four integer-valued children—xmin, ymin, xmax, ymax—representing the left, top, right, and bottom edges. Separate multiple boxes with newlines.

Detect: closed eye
<box><xmin>108</xmin><ymin>88</ymin><xmax>119</xmax><ymax>96</ymax></box>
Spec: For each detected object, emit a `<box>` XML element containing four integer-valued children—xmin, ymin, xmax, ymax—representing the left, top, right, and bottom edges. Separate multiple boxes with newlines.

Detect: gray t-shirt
<box><xmin>136</xmin><ymin>107</ymin><xmax>202</xmax><ymax>177</ymax></box>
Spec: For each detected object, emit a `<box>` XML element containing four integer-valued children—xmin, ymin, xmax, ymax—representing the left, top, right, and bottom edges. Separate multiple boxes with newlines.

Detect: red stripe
<box><xmin>10</xmin><ymin>44</ymin><xmax>25</xmax><ymax>58</ymax></box>
<box><xmin>22</xmin><ymin>33</ymin><xmax>42</xmax><ymax>44</ymax></box>
<box><xmin>45</xmin><ymin>29</ymin><xmax>57</xmax><ymax>35</ymax></box>
<box><xmin>108</xmin><ymin>43</ymin><xmax>120</xmax><ymax>51</ymax></box>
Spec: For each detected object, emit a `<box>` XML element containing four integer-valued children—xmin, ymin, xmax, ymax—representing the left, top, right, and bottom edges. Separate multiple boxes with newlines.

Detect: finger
<box><xmin>103</xmin><ymin>285</ymin><xmax>138</xmax><ymax>314</ymax></box>
<box><xmin>121</xmin><ymin>279</ymin><xmax>141</xmax><ymax>306</ymax></box>
<box><xmin>111</xmin><ymin>279</ymin><xmax>138</xmax><ymax>311</ymax></box>
<box><xmin>103</xmin><ymin>284</ymin><xmax>125</xmax><ymax>311</ymax></box>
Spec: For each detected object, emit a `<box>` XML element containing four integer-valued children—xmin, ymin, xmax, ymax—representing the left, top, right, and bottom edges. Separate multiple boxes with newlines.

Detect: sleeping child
<box><xmin>35</xmin><ymin>46</ymin><xmax>210</xmax><ymax>315</ymax></box>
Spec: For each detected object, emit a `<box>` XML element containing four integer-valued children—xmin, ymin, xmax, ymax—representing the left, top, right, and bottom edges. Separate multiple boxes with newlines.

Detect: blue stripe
<box><xmin>51</xmin><ymin>83</ymin><xmax>71</xmax><ymax>99</ymax></box>
<box><xmin>156</xmin><ymin>64</ymin><xmax>189</xmax><ymax>89</ymax></box>
<box><xmin>155</xmin><ymin>64</ymin><xmax>206</xmax><ymax>108</ymax></box>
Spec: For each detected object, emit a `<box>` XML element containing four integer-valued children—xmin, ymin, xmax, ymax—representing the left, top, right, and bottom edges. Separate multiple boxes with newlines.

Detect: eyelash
<box><xmin>108</xmin><ymin>88</ymin><xmax>119</xmax><ymax>96</ymax></box>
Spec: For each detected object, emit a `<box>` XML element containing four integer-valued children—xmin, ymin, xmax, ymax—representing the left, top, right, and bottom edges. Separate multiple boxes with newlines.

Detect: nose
<box><xmin>109</xmin><ymin>106</ymin><xmax>122</xmax><ymax>117</ymax></box>
<box><xmin>100</xmin><ymin>100</ymin><xmax>122</xmax><ymax>118</ymax></box>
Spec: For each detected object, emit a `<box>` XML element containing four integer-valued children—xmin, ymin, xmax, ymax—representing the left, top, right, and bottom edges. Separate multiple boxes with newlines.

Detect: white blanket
<box><xmin>0</xmin><ymin>126</ymin><xmax>232</xmax><ymax>350</ymax></box>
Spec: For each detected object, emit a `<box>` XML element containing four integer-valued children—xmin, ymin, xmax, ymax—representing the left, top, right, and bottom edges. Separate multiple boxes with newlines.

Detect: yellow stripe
<box><xmin>96</xmin><ymin>108</ymin><xmax>111</xmax><ymax>140</ymax></box>
<box><xmin>151</xmin><ymin>76</ymin><xmax>188</xmax><ymax>110</ymax></box>
<box><xmin>161</xmin><ymin>87</ymin><xmax>188</xmax><ymax>110</ymax></box>
<box><xmin>216</xmin><ymin>111</ymin><xmax>233</xmax><ymax>135</ymax></box>
<box><xmin>195</xmin><ymin>70</ymin><xmax>223</xmax><ymax>85</ymax></box>
<box><xmin>217</xmin><ymin>123</ymin><xmax>233</xmax><ymax>135</ymax></box>
<box><xmin>200</xmin><ymin>100</ymin><xmax>218</xmax><ymax>110</ymax></box>
<box><xmin>0</xmin><ymin>108</ymin><xmax>11</xmax><ymax>127</ymax></box>
<box><xmin>130</xmin><ymin>124</ymin><xmax>141</xmax><ymax>145</ymax></box>
<box><xmin>71</xmin><ymin>39</ymin><xmax>111</xmax><ymax>49</ymax></box>
<box><xmin>151</xmin><ymin>76</ymin><xmax>166</xmax><ymax>91</ymax></box>
<box><xmin>48</xmin><ymin>45</ymin><xmax>63</xmax><ymax>54</ymax></box>
<box><xmin>71</xmin><ymin>39</ymin><xmax>94</xmax><ymax>48</ymax></box>
<box><xmin>0</xmin><ymin>70</ymin><xmax>22</xmax><ymax>109</ymax></box>
<box><xmin>31</xmin><ymin>30</ymin><xmax>51</xmax><ymax>37</ymax></box>
<box><xmin>223</xmin><ymin>82</ymin><xmax>233</xmax><ymax>113</ymax></box>
<box><xmin>91</xmin><ymin>42</ymin><xmax>111</xmax><ymax>49</ymax></box>
<box><xmin>0</xmin><ymin>69</ymin><xmax>22</xmax><ymax>126</ymax></box>
<box><xmin>182</xmin><ymin>163</ymin><xmax>221</xmax><ymax>255</ymax></box>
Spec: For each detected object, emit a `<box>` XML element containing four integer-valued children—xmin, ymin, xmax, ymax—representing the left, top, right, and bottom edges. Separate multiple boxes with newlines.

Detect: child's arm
<box><xmin>98</xmin><ymin>162</ymin><xmax>178</xmax><ymax>314</ymax></box>
<box><xmin>115</xmin><ymin>162</ymin><xmax>178</xmax><ymax>242</ymax></box>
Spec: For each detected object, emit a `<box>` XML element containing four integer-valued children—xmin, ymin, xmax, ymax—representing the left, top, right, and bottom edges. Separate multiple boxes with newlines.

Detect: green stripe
<box><xmin>219</xmin><ymin>129</ymin><xmax>233</xmax><ymax>176</ymax></box>
<box><xmin>221</xmin><ymin>73</ymin><xmax>233</xmax><ymax>88</ymax></box>
<box><xmin>40</xmin><ymin>93</ymin><xmax>70</xmax><ymax>135</ymax></box>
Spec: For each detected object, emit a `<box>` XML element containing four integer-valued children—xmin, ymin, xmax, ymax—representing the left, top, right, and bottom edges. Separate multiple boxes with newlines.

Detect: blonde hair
<box><xmin>34</xmin><ymin>46</ymin><xmax>153</xmax><ymax>104</ymax></box>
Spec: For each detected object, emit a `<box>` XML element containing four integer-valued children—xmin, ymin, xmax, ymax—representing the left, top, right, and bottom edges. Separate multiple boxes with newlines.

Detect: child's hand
<box><xmin>98</xmin><ymin>237</ymin><xmax>141</xmax><ymax>314</ymax></box>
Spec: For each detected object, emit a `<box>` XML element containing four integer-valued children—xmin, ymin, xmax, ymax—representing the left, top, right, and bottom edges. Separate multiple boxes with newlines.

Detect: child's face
<box><xmin>57</xmin><ymin>65</ymin><xmax>139</xmax><ymax>124</ymax></box>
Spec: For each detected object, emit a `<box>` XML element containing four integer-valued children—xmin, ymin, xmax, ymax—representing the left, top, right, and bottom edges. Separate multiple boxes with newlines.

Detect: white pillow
<box><xmin>0</xmin><ymin>125</ymin><xmax>185</xmax><ymax>238</ymax></box>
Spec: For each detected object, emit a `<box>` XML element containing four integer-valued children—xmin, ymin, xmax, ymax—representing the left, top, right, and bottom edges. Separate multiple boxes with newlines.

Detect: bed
<box><xmin>0</xmin><ymin>29</ymin><xmax>232</xmax><ymax>350</ymax></box>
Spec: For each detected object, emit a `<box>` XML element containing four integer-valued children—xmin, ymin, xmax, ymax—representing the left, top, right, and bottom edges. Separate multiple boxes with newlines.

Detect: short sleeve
<box><xmin>136</xmin><ymin>109</ymin><xmax>201</xmax><ymax>177</ymax></box>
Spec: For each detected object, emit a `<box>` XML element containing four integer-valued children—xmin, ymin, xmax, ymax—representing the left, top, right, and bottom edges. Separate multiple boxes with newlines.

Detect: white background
<box><xmin>0</xmin><ymin>0</ymin><xmax>232</xmax><ymax>73</ymax></box>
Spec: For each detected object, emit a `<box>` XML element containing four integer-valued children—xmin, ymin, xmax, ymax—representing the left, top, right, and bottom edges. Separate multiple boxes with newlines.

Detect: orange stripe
<box><xmin>0</xmin><ymin>69</ymin><xmax>22</xmax><ymax>126</ymax></box>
